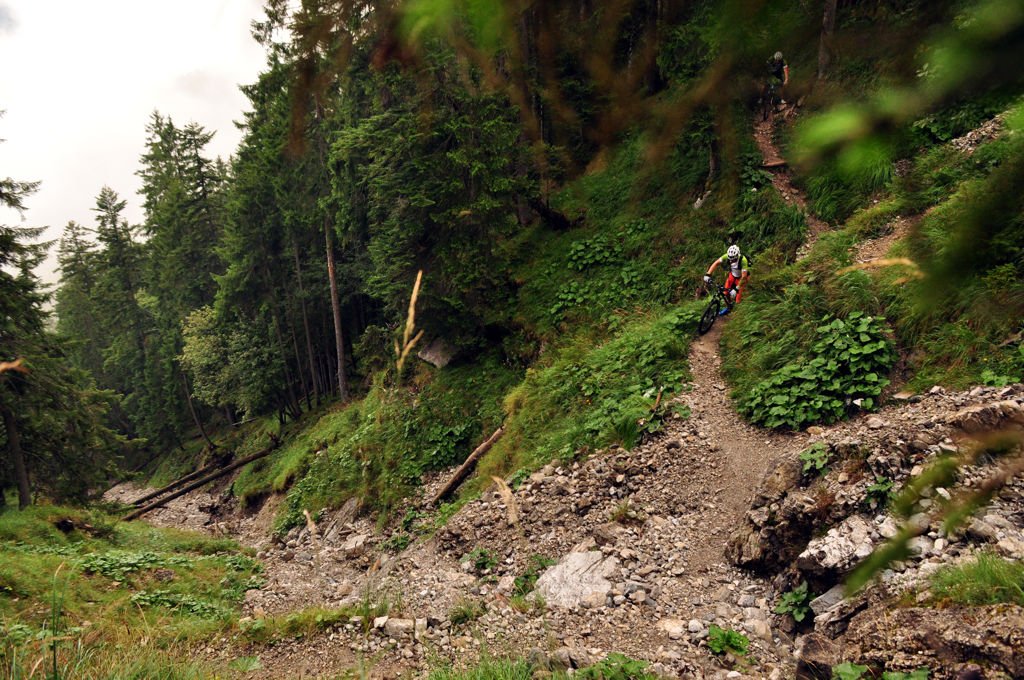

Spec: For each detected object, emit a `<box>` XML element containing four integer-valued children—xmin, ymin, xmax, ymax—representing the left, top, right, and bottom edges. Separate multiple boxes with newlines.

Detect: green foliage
<box><xmin>882</xmin><ymin>669</ymin><xmax>930</xmax><ymax>680</ymax></box>
<box><xmin>382</xmin><ymin>532</ymin><xmax>412</xmax><ymax>553</ymax></box>
<box><xmin>476</xmin><ymin>306</ymin><xmax>698</xmax><ymax>485</ymax></box>
<box><xmin>931</xmin><ymin>553</ymin><xmax>1024</xmax><ymax>606</ymax></box>
<box><xmin>428</xmin><ymin>656</ymin><xmax>533</xmax><ymax>680</ymax></box>
<box><xmin>980</xmin><ymin>368</ymin><xmax>1019</xmax><ymax>386</ymax></box>
<box><xmin>832</xmin><ymin>663</ymin><xmax>870</xmax><ymax>680</ymax></box>
<box><xmin>799</xmin><ymin>443</ymin><xmax>831</xmax><ymax>476</ymax></box>
<box><xmin>449</xmin><ymin>597</ymin><xmax>486</xmax><ymax>626</ymax></box>
<box><xmin>575</xmin><ymin>653</ymin><xmax>658</xmax><ymax>680</ymax></box>
<box><xmin>462</xmin><ymin>547</ymin><xmax>498</xmax><ymax>574</ymax></box>
<box><xmin>831</xmin><ymin>664</ymin><xmax>930</xmax><ymax>680</ymax></box>
<box><xmin>739</xmin><ymin>313</ymin><xmax>895</xmax><ymax>429</ymax></box>
<box><xmin>512</xmin><ymin>555</ymin><xmax>556</xmax><ymax>597</ymax></box>
<box><xmin>865</xmin><ymin>476</ymin><xmax>895</xmax><ymax>509</ymax></box>
<box><xmin>0</xmin><ymin>505</ymin><xmax>258</xmax><ymax>676</ymax></box>
<box><xmin>129</xmin><ymin>590</ymin><xmax>228</xmax><ymax>619</ymax></box>
<box><xmin>266</xmin><ymin>355</ymin><xmax>517</xmax><ymax>526</ymax></box>
<box><xmin>80</xmin><ymin>551</ymin><xmax>165</xmax><ymax>581</ymax></box>
<box><xmin>706</xmin><ymin>625</ymin><xmax>749</xmax><ymax>656</ymax></box>
<box><xmin>774</xmin><ymin>581</ymin><xmax>814</xmax><ymax>622</ymax></box>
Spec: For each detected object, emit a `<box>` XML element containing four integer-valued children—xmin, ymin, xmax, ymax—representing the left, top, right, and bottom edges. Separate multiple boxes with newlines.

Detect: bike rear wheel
<box><xmin>698</xmin><ymin>298</ymin><xmax>720</xmax><ymax>334</ymax></box>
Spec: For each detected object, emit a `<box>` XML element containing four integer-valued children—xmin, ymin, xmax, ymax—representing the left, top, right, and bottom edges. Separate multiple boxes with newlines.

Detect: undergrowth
<box><xmin>724</xmin><ymin>100</ymin><xmax>1024</xmax><ymax>404</ymax></box>
<box><xmin>0</xmin><ymin>505</ymin><xmax>258</xmax><ymax>677</ymax></box>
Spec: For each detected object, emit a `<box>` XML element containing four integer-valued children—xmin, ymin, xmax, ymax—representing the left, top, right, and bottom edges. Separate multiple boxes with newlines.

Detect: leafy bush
<box><xmin>706</xmin><ymin>625</ymin><xmax>749</xmax><ymax>656</ymax></box>
<box><xmin>739</xmin><ymin>313</ymin><xmax>895</xmax><ymax>429</ymax></box>
<box><xmin>576</xmin><ymin>653</ymin><xmax>658</xmax><ymax>680</ymax></box>
<box><xmin>864</xmin><ymin>476</ymin><xmax>895</xmax><ymax>509</ymax></box>
<box><xmin>774</xmin><ymin>581</ymin><xmax>814</xmax><ymax>622</ymax></box>
<box><xmin>129</xmin><ymin>590</ymin><xmax>227</xmax><ymax>619</ymax></box>
<box><xmin>799</xmin><ymin>443</ymin><xmax>831</xmax><ymax>476</ymax></box>
<box><xmin>80</xmin><ymin>551</ymin><xmax>168</xmax><ymax>581</ymax></box>
<box><xmin>832</xmin><ymin>664</ymin><xmax>930</xmax><ymax>680</ymax></box>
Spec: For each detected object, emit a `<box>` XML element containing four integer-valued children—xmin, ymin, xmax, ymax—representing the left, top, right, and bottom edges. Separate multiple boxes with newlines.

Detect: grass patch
<box><xmin>474</xmin><ymin>304</ymin><xmax>699</xmax><ymax>486</ymax></box>
<box><xmin>0</xmin><ymin>504</ymin><xmax>260</xmax><ymax>677</ymax></box>
<box><xmin>258</xmin><ymin>355</ymin><xmax>519</xmax><ymax>529</ymax></box>
<box><xmin>931</xmin><ymin>553</ymin><xmax>1024</xmax><ymax>607</ymax></box>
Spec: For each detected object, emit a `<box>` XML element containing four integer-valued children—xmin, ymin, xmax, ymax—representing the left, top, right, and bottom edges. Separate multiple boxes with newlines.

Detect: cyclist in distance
<box><xmin>767</xmin><ymin>51</ymin><xmax>789</xmax><ymax>103</ymax></box>
<box><xmin>704</xmin><ymin>244</ymin><xmax>750</xmax><ymax>309</ymax></box>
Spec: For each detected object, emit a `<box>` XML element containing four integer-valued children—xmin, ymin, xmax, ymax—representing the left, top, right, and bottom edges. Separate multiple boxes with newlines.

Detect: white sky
<box><xmin>0</xmin><ymin>0</ymin><xmax>268</xmax><ymax>284</ymax></box>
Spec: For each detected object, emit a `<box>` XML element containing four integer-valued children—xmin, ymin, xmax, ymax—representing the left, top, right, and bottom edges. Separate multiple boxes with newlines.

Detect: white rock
<box><xmin>534</xmin><ymin>551</ymin><xmax>619</xmax><ymax>609</ymax></box>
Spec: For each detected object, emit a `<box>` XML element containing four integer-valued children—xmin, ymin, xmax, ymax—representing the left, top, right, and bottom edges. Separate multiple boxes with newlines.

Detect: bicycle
<box><xmin>697</xmin><ymin>276</ymin><xmax>734</xmax><ymax>335</ymax></box>
<box><xmin>760</xmin><ymin>80</ymin><xmax>779</xmax><ymax>122</ymax></box>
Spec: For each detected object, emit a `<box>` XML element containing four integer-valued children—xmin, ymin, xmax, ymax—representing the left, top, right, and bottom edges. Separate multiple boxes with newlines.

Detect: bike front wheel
<box><xmin>698</xmin><ymin>298</ymin><xmax>720</xmax><ymax>335</ymax></box>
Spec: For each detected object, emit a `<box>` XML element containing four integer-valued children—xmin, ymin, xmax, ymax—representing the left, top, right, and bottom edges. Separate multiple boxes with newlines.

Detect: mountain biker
<box><xmin>765</xmin><ymin>51</ymin><xmax>786</xmax><ymax>108</ymax></box>
<box><xmin>703</xmin><ymin>245</ymin><xmax>749</xmax><ymax>306</ymax></box>
<box><xmin>767</xmin><ymin>51</ymin><xmax>789</xmax><ymax>103</ymax></box>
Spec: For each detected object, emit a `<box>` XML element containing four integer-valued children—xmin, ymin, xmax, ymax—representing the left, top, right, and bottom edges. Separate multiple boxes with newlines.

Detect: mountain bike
<box><xmin>760</xmin><ymin>80</ymin><xmax>779</xmax><ymax>121</ymax></box>
<box><xmin>697</xmin><ymin>277</ymin><xmax>734</xmax><ymax>335</ymax></box>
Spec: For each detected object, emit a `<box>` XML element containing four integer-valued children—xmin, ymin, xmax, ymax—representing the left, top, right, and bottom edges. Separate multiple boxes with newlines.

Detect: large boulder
<box><xmin>797</xmin><ymin>515</ymin><xmax>876</xmax><ymax>576</ymax></box>
<box><xmin>949</xmin><ymin>400</ymin><xmax>1024</xmax><ymax>434</ymax></box>
<box><xmin>534</xmin><ymin>551</ymin><xmax>619</xmax><ymax>609</ymax></box>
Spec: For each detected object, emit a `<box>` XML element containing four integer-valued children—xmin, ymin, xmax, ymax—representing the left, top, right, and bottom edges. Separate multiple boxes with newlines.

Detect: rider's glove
<box><xmin>703</xmin><ymin>275</ymin><xmax>712</xmax><ymax>284</ymax></box>
<box><xmin>729</xmin><ymin>289</ymin><xmax>738</xmax><ymax>300</ymax></box>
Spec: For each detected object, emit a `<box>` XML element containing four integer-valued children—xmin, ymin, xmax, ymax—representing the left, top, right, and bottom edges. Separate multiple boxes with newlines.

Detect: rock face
<box><xmin>725</xmin><ymin>455</ymin><xmax>814</xmax><ymax>571</ymax></box>
<box><xmin>839</xmin><ymin>605</ymin><xmax>1024</xmax><ymax>678</ymax></box>
<box><xmin>534</xmin><ymin>551</ymin><xmax>619</xmax><ymax>609</ymax></box>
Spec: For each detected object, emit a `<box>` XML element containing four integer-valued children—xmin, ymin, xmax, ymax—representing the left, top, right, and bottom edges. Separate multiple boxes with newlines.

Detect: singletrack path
<box><xmin>753</xmin><ymin>114</ymin><xmax>830</xmax><ymax>257</ymax></box>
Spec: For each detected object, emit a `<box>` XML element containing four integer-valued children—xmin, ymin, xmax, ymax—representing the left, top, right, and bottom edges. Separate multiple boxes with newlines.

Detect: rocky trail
<box><xmin>105</xmin><ymin>113</ymin><xmax>1024</xmax><ymax>679</ymax></box>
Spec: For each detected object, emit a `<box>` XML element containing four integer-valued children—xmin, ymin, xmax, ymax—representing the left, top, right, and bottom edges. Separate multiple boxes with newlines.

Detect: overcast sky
<box><xmin>0</xmin><ymin>0</ymin><xmax>268</xmax><ymax>284</ymax></box>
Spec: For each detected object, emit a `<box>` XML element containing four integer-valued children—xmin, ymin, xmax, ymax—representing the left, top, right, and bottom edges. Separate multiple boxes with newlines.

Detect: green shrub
<box><xmin>706</xmin><ymin>625</ymin><xmax>749</xmax><ymax>656</ymax></box>
<box><xmin>739</xmin><ymin>312</ymin><xmax>895</xmax><ymax>429</ymax></box>
<box><xmin>832</xmin><ymin>663</ymin><xmax>870</xmax><ymax>680</ymax></box>
<box><xmin>463</xmin><ymin>547</ymin><xmax>498</xmax><ymax>574</ymax></box>
<box><xmin>864</xmin><ymin>476</ymin><xmax>895</xmax><ymax>509</ymax></box>
<box><xmin>774</xmin><ymin>581</ymin><xmax>814</xmax><ymax>622</ymax></box>
<box><xmin>512</xmin><ymin>555</ymin><xmax>556</xmax><ymax>596</ymax></box>
<box><xmin>799</xmin><ymin>443</ymin><xmax>831</xmax><ymax>476</ymax></box>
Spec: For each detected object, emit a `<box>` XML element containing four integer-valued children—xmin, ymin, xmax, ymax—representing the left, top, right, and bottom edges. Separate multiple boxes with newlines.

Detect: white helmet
<box><xmin>727</xmin><ymin>245</ymin><xmax>740</xmax><ymax>261</ymax></box>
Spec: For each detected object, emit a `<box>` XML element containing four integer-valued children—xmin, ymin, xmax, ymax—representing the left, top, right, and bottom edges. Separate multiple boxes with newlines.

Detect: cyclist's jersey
<box><xmin>767</xmin><ymin>58</ymin><xmax>787</xmax><ymax>82</ymax></box>
<box><xmin>720</xmin><ymin>253</ymin><xmax>749</xmax><ymax>279</ymax></box>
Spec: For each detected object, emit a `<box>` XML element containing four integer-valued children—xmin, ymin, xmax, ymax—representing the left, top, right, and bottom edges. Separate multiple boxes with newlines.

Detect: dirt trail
<box><xmin>753</xmin><ymin>116</ymin><xmax>830</xmax><ymax>258</ymax></box>
<box><xmin>682</xmin><ymin>322</ymin><xmax>804</xmax><ymax>568</ymax></box>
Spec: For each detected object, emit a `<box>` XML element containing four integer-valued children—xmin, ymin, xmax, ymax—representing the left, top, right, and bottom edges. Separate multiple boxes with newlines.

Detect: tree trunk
<box><xmin>325</xmin><ymin>219</ymin><xmax>348</xmax><ymax>400</ymax></box>
<box><xmin>293</xmin><ymin>240</ymin><xmax>321</xmax><ymax>407</ymax></box>
<box><xmin>180</xmin><ymin>371</ymin><xmax>215</xmax><ymax>450</ymax></box>
<box><xmin>2</xmin><ymin>405</ymin><xmax>31</xmax><ymax>509</ymax></box>
<box><xmin>817</xmin><ymin>0</ymin><xmax>838</xmax><ymax>80</ymax></box>
<box><xmin>431</xmin><ymin>427</ymin><xmax>506</xmax><ymax>505</ymax></box>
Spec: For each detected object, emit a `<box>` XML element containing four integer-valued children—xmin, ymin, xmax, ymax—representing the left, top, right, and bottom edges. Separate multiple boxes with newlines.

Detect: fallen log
<box><xmin>123</xmin><ymin>440</ymin><xmax>280</xmax><ymax>522</ymax></box>
<box><xmin>431</xmin><ymin>426</ymin><xmax>505</xmax><ymax>505</ymax></box>
<box><xmin>127</xmin><ymin>454</ymin><xmax>229</xmax><ymax>507</ymax></box>
<box><xmin>763</xmin><ymin>159</ymin><xmax>788</xmax><ymax>168</ymax></box>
